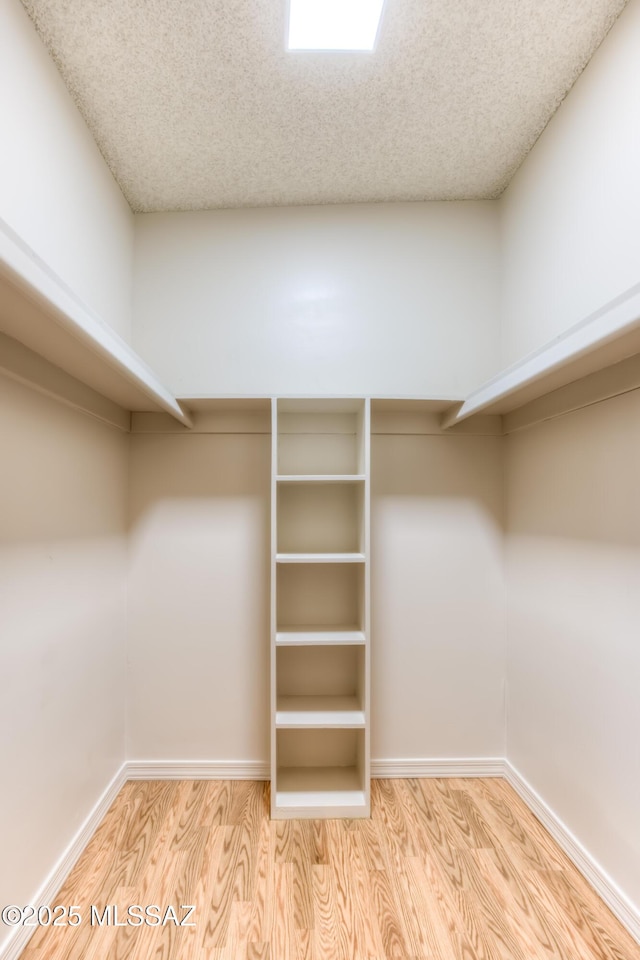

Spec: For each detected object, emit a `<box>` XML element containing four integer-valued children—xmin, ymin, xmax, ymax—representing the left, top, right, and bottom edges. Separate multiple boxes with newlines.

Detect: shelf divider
<box><xmin>276</xmin><ymin>695</ymin><xmax>365</xmax><ymax>728</ymax></box>
<box><xmin>276</xmin><ymin>626</ymin><xmax>366</xmax><ymax>646</ymax></box>
<box><xmin>276</xmin><ymin>552</ymin><xmax>365</xmax><ymax>564</ymax></box>
<box><xmin>276</xmin><ymin>474</ymin><xmax>365</xmax><ymax>483</ymax></box>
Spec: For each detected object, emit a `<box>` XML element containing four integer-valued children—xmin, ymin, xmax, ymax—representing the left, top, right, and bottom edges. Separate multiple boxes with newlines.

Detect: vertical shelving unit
<box><xmin>271</xmin><ymin>399</ymin><xmax>370</xmax><ymax>819</ymax></box>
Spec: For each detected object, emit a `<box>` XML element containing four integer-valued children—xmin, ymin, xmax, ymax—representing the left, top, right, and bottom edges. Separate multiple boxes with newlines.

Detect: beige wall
<box><xmin>372</xmin><ymin>433</ymin><xmax>505</xmax><ymax>759</ymax></box>
<box><xmin>0</xmin><ymin>374</ymin><xmax>128</xmax><ymax>948</ymax></box>
<box><xmin>505</xmin><ymin>390</ymin><xmax>640</xmax><ymax>914</ymax></box>
<box><xmin>127</xmin><ymin>428</ymin><xmax>505</xmax><ymax>763</ymax></box>
<box><xmin>127</xmin><ymin>432</ymin><xmax>272</xmax><ymax>761</ymax></box>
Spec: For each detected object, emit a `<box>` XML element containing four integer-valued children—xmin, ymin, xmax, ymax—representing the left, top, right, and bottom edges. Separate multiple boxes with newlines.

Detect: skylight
<box><xmin>287</xmin><ymin>0</ymin><xmax>385</xmax><ymax>51</ymax></box>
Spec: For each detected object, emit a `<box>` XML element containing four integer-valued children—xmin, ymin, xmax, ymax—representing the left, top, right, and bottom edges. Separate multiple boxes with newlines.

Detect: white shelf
<box><xmin>443</xmin><ymin>283</ymin><xmax>640</xmax><ymax>425</ymax></box>
<box><xmin>276</xmin><ymin>626</ymin><xmax>365</xmax><ymax>646</ymax></box>
<box><xmin>275</xmin><ymin>766</ymin><xmax>367</xmax><ymax>818</ymax></box>
<box><xmin>0</xmin><ymin>216</ymin><xmax>191</xmax><ymax>425</ymax></box>
<box><xmin>276</xmin><ymin>474</ymin><xmax>365</xmax><ymax>483</ymax></box>
<box><xmin>271</xmin><ymin>398</ymin><xmax>370</xmax><ymax>820</ymax></box>
<box><xmin>276</xmin><ymin>552</ymin><xmax>365</xmax><ymax>563</ymax></box>
<box><xmin>276</xmin><ymin>696</ymin><xmax>365</xmax><ymax>728</ymax></box>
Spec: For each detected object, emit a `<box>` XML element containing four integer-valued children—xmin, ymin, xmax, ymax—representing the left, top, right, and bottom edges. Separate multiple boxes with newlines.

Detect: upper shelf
<box><xmin>443</xmin><ymin>283</ymin><xmax>640</xmax><ymax>426</ymax></box>
<box><xmin>0</xmin><ymin>217</ymin><xmax>191</xmax><ymax>426</ymax></box>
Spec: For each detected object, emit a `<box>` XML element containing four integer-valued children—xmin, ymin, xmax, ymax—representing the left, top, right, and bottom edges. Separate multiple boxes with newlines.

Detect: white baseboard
<box><xmin>126</xmin><ymin>760</ymin><xmax>271</xmax><ymax>780</ymax></box>
<box><xmin>126</xmin><ymin>758</ymin><xmax>505</xmax><ymax>781</ymax></box>
<box><xmin>0</xmin><ymin>762</ymin><xmax>128</xmax><ymax>960</ymax></box>
<box><xmin>505</xmin><ymin>761</ymin><xmax>640</xmax><ymax>946</ymax></box>
<box><xmin>371</xmin><ymin>757</ymin><xmax>505</xmax><ymax>778</ymax></box>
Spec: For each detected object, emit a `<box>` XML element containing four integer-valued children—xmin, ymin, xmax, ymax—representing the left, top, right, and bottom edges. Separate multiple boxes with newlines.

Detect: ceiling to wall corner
<box><xmin>21</xmin><ymin>0</ymin><xmax>628</xmax><ymax>212</ymax></box>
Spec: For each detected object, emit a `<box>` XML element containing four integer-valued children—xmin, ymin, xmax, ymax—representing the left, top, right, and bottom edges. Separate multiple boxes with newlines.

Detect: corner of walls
<box><xmin>0</xmin><ymin>374</ymin><xmax>130</xmax><ymax>959</ymax></box>
<box><xmin>498</xmin><ymin>4</ymin><xmax>640</xmax><ymax>932</ymax></box>
<box><xmin>124</xmin><ymin>427</ymin><xmax>134</xmax><ymax>767</ymax></box>
<box><xmin>0</xmin><ymin>0</ymin><xmax>134</xmax><ymax>343</ymax></box>
<box><xmin>0</xmin><ymin>763</ymin><xmax>129</xmax><ymax>960</ymax></box>
<box><xmin>499</xmin><ymin>426</ymin><xmax>509</xmax><ymax>764</ymax></box>
<box><xmin>505</xmin><ymin>760</ymin><xmax>640</xmax><ymax>946</ymax></box>
<box><xmin>502</xmin><ymin>393</ymin><xmax>640</xmax><ymax>938</ymax></box>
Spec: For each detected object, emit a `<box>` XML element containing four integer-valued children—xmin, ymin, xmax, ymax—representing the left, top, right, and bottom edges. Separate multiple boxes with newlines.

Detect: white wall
<box><xmin>127</xmin><ymin>426</ymin><xmax>505</xmax><ymax>763</ymax></box>
<box><xmin>499</xmin><ymin>0</ymin><xmax>640</xmax><ymax>366</ymax></box>
<box><xmin>505</xmin><ymin>391</ymin><xmax>640</xmax><ymax>916</ymax></box>
<box><xmin>372</xmin><ymin>432</ymin><xmax>505</xmax><ymax>759</ymax></box>
<box><xmin>0</xmin><ymin>374</ymin><xmax>128</xmax><ymax>952</ymax></box>
<box><xmin>0</xmin><ymin>0</ymin><xmax>134</xmax><ymax>340</ymax></box>
<box><xmin>127</xmin><ymin>432</ymin><xmax>271</xmax><ymax>761</ymax></box>
<box><xmin>132</xmin><ymin>202</ymin><xmax>500</xmax><ymax>398</ymax></box>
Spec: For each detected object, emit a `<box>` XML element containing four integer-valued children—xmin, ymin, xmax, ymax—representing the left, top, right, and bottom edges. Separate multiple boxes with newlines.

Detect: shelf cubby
<box><xmin>276</xmin><ymin>399</ymin><xmax>366</xmax><ymax>477</ymax></box>
<box><xmin>277</xmin><ymin>481</ymin><xmax>364</xmax><ymax>555</ymax></box>
<box><xmin>276</xmin><ymin>562</ymin><xmax>365</xmax><ymax>630</ymax></box>
<box><xmin>277</xmin><ymin>644</ymin><xmax>364</xmax><ymax>710</ymax></box>
<box><xmin>275</xmin><ymin>729</ymin><xmax>367</xmax><ymax>817</ymax></box>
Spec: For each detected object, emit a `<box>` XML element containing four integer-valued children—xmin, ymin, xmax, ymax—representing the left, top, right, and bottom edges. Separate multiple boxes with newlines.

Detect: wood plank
<box><xmin>311</xmin><ymin>865</ymin><xmax>341</xmax><ymax>960</ymax></box>
<box><xmin>200</xmin><ymin>826</ymin><xmax>243</xmax><ymax>951</ymax></box>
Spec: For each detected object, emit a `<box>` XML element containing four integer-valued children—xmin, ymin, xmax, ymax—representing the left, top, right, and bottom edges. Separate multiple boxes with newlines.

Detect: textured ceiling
<box><xmin>21</xmin><ymin>0</ymin><xmax>627</xmax><ymax>212</ymax></box>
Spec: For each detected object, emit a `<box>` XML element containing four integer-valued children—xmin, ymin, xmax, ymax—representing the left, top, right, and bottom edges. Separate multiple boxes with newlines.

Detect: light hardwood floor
<box><xmin>20</xmin><ymin>778</ymin><xmax>640</xmax><ymax>960</ymax></box>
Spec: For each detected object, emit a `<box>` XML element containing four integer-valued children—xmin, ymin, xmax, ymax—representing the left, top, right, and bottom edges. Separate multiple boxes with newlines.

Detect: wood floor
<box><xmin>20</xmin><ymin>778</ymin><xmax>639</xmax><ymax>960</ymax></box>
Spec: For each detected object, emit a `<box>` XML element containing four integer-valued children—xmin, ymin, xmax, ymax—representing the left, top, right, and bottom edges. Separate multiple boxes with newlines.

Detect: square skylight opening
<box><xmin>287</xmin><ymin>0</ymin><xmax>385</xmax><ymax>51</ymax></box>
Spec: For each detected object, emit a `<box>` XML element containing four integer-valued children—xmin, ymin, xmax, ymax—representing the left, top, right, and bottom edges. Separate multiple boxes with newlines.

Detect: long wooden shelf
<box><xmin>276</xmin><ymin>696</ymin><xmax>365</xmax><ymax>728</ymax></box>
<box><xmin>442</xmin><ymin>283</ymin><xmax>640</xmax><ymax>426</ymax></box>
<box><xmin>0</xmin><ymin>216</ymin><xmax>191</xmax><ymax>426</ymax></box>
